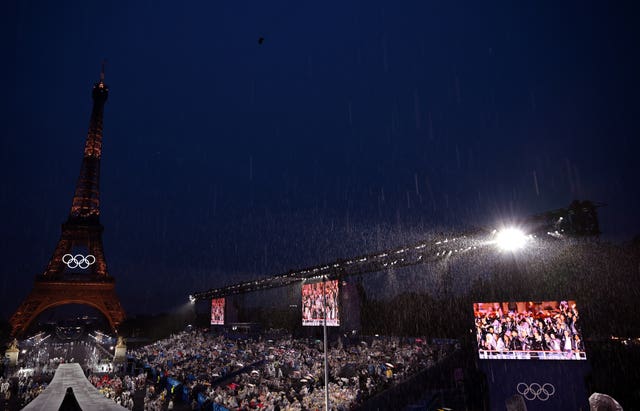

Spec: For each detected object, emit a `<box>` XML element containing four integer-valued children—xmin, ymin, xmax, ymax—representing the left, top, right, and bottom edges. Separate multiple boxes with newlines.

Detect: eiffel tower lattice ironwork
<box><xmin>10</xmin><ymin>68</ymin><xmax>125</xmax><ymax>337</ymax></box>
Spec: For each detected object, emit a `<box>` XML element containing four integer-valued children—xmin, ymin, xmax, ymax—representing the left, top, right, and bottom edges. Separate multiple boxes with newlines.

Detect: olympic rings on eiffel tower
<box><xmin>62</xmin><ymin>254</ymin><xmax>96</xmax><ymax>269</ymax></box>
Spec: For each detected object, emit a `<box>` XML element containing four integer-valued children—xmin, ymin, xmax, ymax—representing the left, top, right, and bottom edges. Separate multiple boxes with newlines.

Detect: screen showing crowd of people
<box><xmin>301</xmin><ymin>280</ymin><xmax>340</xmax><ymax>327</ymax></box>
<box><xmin>474</xmin><ymin>300</ymin><xmax>586</xmax><ymax>360</ymax></box>
<box><xmin>211</xmin><ymin>298</ymin><xmax>225</xmax><ymax>326</ymax></box>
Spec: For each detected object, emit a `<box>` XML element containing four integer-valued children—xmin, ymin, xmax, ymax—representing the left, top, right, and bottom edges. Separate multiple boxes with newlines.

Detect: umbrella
<box><xmin>588</xmin><ymin>393</ymin><xmax>623</xmax><ymax>411</ymax></box>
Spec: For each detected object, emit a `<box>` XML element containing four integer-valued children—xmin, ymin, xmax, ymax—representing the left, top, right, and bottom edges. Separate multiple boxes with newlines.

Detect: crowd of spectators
<box><xmin>475</xmin><ymin>300</ymin><xmax>585</xmax><ymax>359</ymax></box>
<box><xmin>0</xmin><ymin>376</ymin><xmax>10</xmax><ymax>406</ymax></box>
<box><xmin>88</xmin><ymin>373</ymin><xmax>143</xmax><ymax>409</ymax></box>
<box><xmin>128</xmin><ymin>329</ymin><xmax>453</xmax><ymax>410</ymax></box>
<box><xmin>3</xmin><ymin>329</ymin><xmax>454</xmax><ymax>410</ymax></box>
<box><xmin>0</xmin><ymin>375</ymin><xmax>50</xmax><ymax>409</ymax></box>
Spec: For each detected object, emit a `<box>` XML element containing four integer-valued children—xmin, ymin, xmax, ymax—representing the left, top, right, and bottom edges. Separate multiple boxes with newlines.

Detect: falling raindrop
<box><xmin>530</xmin><ymin>90</ymin><xmax>537</xmax><ymax>112</ymax></box>
<box><xmin>382</xmin><ymin>36</ymin><xmax>389</xmax><ymax>73</ymax></box>
<box><xmin>428</xmin><ymin>112</ymin><xmax>434</xmax><ymax>140</ymax></box>
<box><xmin>413</xmin><ymin>89</ymin><xmax>421</xmax><ymax>130</ymax></box>
<box><xmin>572</xmin><ymin>164</ymin><xmax>582</xmax><ymax>197</ymax></box>
<box><xmin>565</xmin><ymin>158</ymin><xmax>575</xmax><ymax>194</ymax></box>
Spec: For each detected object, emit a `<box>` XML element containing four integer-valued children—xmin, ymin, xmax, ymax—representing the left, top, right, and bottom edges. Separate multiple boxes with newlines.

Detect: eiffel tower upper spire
<box><xmin>69</xmin><ymin>63</ymin><xmax>109</xmax><ymax>221</ymax></box>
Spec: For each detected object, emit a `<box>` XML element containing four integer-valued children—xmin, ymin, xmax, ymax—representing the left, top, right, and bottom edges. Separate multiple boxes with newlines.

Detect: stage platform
<box><xmin>22</xmin><ymin>363</ymin><xmax>126</xmax><ymax>411</ymax></box>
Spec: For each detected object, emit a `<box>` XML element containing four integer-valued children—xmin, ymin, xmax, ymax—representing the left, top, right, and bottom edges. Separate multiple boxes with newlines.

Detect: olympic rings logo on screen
<box><xmin>62</xmin><ymin>254</ymin><xmax>96</xmax><ymax>269</ymax></box>
<box><xmin>517</xmin><ymin>382</ymin><xmax>555</xmax><ymax>401</ymax></box>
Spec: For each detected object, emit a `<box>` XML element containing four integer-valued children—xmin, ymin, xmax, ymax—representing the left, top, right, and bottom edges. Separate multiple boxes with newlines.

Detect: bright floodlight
<box><xmin>495</xmin><ymin>228</ymin><xmax>528</xmax><ymax>251</ymax></box>
<box><xmin>188</xmin><ymin>295</ymin><xmax>196</xmax><ymax>304</ymax></box>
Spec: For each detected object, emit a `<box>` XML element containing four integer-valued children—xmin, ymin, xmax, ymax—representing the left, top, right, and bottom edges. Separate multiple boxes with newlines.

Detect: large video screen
<box><xmin>474</xmin><ymin>300</ymin><xmax>586</xmax><ymax>360</ymax></box>
<box><xmin>302</xmin><ymin>280</ymin><xmax>340</xmax><ymax>327</ymax></box>
<box><xmin>210</xmin><ymin>298</ymin><xmax>225</xmax><ymax>325</ymax></box>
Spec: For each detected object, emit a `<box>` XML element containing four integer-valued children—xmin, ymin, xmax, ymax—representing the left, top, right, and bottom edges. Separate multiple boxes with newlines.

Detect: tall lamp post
<box><xmin>323</xmin><ymin>275</ymin><xmax>329</xmax><ymax>411</ymax></box>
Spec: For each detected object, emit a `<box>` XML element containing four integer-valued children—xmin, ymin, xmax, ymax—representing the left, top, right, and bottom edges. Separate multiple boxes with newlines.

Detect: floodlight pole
<box><xmin>323</xmin><ymin>275</ymin><xmax>329</xmax><ymax>411</ymax></box>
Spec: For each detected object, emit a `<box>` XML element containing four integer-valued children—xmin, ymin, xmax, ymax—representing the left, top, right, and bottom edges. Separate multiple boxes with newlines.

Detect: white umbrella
<box><xmin>588</xmin><ymin>393</ymin><xmax>623</xmax><ymax>411</ymax></box>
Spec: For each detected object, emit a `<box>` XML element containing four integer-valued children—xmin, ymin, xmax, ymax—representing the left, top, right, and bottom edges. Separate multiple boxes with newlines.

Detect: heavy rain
<box><xmin>1</xmin><ymin>1</ymin><xmax>638</xmax><ymax>410</ymax></box>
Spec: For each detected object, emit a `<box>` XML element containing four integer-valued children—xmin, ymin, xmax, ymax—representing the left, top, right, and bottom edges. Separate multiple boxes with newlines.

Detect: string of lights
<box><xmin>191</xmin><ymin>234</ymin><xmax>480</xmax><ymax>301</ymax></box>
<box><xmin>190</xmin><ymin>201</ymin><xmax>602</xmax><ymax>301</ymax></box>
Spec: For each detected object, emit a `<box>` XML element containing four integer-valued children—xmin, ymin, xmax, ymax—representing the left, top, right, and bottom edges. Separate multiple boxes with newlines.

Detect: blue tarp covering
<box><xmin>166</xmin><ymin>377</ymin><xmax>181</xmax><ymax>393</ymax></box>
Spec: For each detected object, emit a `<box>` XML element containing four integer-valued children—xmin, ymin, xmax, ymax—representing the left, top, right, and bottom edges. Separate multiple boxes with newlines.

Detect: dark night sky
<box><xmin>1</xmin><ymin>1</ymin><xmax>639</xmax><ymax>316</ymax></box>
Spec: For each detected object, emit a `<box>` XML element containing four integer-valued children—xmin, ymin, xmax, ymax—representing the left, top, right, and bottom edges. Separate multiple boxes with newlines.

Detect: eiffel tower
<box><xmin>10</xmin><ymin>66</ymin><xmax>125</xmax><ymax>337</ymax></box>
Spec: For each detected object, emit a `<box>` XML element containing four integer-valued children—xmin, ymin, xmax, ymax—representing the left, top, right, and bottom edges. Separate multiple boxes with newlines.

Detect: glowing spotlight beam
<box><xmin>495</xmin><ymin>228</ymin><xmax>528</xmax><ymax>251</ymax></box>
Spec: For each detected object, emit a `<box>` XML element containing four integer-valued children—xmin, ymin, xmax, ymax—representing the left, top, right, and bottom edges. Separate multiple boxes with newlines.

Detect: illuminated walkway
<box><xmin>22</xmin><ymin>363</ymin><xmax>126</xmax><ymax>411</ymax></box>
